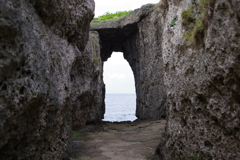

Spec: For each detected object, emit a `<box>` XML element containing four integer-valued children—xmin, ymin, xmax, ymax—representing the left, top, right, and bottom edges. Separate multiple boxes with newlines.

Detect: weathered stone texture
<box><xmin>134</xmin><ymin>9</ymin><xmax>166</xmax><ymax>119</ymax></box>
<box><xmin>71</xmin><ymin>31</ymin><xmax>104</xmax><ymax>129</ymax></box>
<box><xmin>28</xmin><ymin>0</ymin><xmax>95</xmax><ymax>51</ymax></box>
<box><xmin>0</xmin><ymin>0</ymin><xmax>103</xmax><ymax>159</ymax></box>
<box><xmin>91</xmin><ymin>4</ymin><xmax>166</xmax><ymax>120</ymax></box>
<box><xmin>158</xmin><ymin>0</ymin><xmax>240</xmax><ymax>159</ymax></box>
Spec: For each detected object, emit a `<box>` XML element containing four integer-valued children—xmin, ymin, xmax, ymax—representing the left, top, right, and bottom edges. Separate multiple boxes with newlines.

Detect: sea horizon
<box><xmin>103</xmin><ymin>94</ymin><xmax>137</xmax><ymax>122</ymax></box>
<box><xmin>106</xmin><ymin>93</ymin><xmax>136</xmax><ymax>94</ymax></box>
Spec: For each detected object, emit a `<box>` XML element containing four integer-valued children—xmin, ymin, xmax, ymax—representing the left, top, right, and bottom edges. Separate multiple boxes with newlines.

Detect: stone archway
<box><xmin>91</xmin><ymin>4</ymin><xmax>166</xmax><ymax>120</ymax></box>
<box><xmin>103</xmin><ymin>52</ymin><xmax>137</xmax><ymax>122</ymax></box>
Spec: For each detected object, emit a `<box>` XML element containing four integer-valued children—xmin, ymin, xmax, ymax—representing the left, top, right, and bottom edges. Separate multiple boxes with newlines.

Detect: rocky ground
<box><xmin>70</xmin><ymin>120</ymin><xmax>166</xmax><ymax>160</ymax></box>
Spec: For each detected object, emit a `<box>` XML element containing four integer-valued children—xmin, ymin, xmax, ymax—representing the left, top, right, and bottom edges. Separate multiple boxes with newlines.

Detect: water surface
<box><xmin>103</xmin><ymin>94</ymin><xmax>137</xmax><ymax>122</ymax></box>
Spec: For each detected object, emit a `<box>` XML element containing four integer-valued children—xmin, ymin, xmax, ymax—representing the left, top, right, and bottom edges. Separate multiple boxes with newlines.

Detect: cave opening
<box><xmin>103</xmin><ymin>52</ymin><xmax>137</xmax><ymax>122</ymax></box>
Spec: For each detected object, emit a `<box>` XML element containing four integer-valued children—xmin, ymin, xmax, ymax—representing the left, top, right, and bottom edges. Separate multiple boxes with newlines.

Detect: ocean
<box><xmin>103</xmin><ymin>94</ymin><xmax>137</xmax><ymax>122</ymax></box>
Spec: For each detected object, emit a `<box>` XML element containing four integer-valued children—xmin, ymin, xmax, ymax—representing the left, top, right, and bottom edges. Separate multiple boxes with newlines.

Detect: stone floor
<box><xmin>70</xmin><ymin>120</ymin><xmax>166</xmax><ymax>160</ymax></box>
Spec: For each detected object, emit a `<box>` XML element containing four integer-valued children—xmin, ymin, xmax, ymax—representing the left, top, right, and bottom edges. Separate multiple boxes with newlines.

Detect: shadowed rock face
<box><xmin>157</xmin><ymin>0</ymin><xmax>240</xmax><ymax>159</ymax></box>
<box><xmin>0</xmin><ymin>0</ymin><xmax>104</xmax><ymax>159</ymax></box>
<box><xmin>91</xmin><ymin>4</ymin><xmax>166</xmax><ymax>120</ymax></box>
<box><xmin>71</xmin><ymin>31</ymin><xmax>104</xmax><ymax>129</ymax></box>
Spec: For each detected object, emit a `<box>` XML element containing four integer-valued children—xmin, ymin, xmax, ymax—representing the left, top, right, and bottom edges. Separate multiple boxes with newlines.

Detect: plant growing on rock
<box><xmin>193</xmin><ymin>152</ymin><xmax>199</xmax><ymax>160</ymax></box>
<box><xmin>147</xmin><ymin>3</ymin><xmax>156</xmax><ymax>6</ymax></box>
<box><xmin>181</xmin><ymin>0</ymin><xmax>215</xmax><ymax>46</ymax></box>
<box><xmin>169</xmin><ymin>19</ymin><xmax>177</xmax><ymax>27</ymax></box>
<box><xmin>89</xmin><ymin>33</ymin><xmax>100</xmax><ymax>65</ymax></box>
<box><xmin>181</xmin><ymin>5</ymin><xmax>194</xmax><ymax>25</ymax></box>
<box><xmin>93</xmin><ymin>10</ymin><xmax>133</xmax><ymax>21</ymax></box>
<box><xmin>72</xmin><ymin>131</ymin><xmax>84</xmax><ymax>137</ymax></box>
<box><xmin>94</xmin><ymin>56</ymin><xmax>99</xmax><ymax>65</ymax></box>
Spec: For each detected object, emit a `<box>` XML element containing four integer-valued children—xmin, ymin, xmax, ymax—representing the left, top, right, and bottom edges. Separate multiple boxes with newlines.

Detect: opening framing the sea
<box><xmin>103</xmin><ymin>94</ymin><xmax>137</xmax><ymax>122</ymax></box>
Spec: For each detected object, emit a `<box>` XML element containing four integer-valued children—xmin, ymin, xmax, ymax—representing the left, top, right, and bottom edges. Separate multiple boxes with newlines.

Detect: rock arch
<box><xmin>91</xmin><ymin>4</ymin><xmax>166</xmax><ymax>119</ymax></box>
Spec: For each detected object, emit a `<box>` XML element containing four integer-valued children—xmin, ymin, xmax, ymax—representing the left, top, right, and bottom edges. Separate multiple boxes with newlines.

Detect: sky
<box><xmin>103</xmin><ymin>53</ymin><xmax>135</xmax><ymax>94</ymax></box>
<box><xmin>94</xmin><ymin>0</ymin><xmax>160</xmax><ymax>17</ymax></box>
<box><xmin>94</xmin><ymin>0</ymin><xmax>160</xmax><ymax>94</ymax></box>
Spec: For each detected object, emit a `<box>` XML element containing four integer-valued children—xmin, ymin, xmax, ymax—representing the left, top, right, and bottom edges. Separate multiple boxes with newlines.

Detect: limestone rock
<box><xmin>71</xmin><ymin>31</ymin><xmax>104</xmax><ymax>129</ymax></box>
<box><xmin>91</xmin><ymin>4</ymin><xmax>155</xmax><ymax>30</ymax></box>
<box><xmin>135</xmin><ymin>7</ymin><xmax>166</xmax><ymax>120</ymax></box>
<box><xmin>157</xmin><ymin>0</ymin><xmax>240</xmax><ymax>159</ymax></box>
<box><xmin>91</xmin><ymin>4</ymin><xmax>156</xmax><ymax>62</ymax></box>
<box><xmin>28</xmin><ymin>0</ymin><xmax>95</xmax><ymax>51</ymax></box>
<box><xmin>0</xmin><ymin>0</ymin><xmax>103</xmax><ymax>159</ymax></box>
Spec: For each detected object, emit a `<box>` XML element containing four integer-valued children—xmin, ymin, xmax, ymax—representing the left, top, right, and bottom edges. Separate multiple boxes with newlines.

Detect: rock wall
<box><xmin>135</xmin><ymin>8</ymin><xmax>166</xmax><ymax>119</ymax></box>
<box><xmin>157</xmin><ymin>0</ymin><xmax>240</xmax><ymax>159</ymax></box>
<box><xmin>0</xmin><ymin>0</ymin><xmax>104</xmax><ymax>159</ymax></box>
<box><xmin>71</xmin><ymin>31</ymin><xmax>104</xmax><ymax>129</ymax></box>
<box><xmin>122</xmin><ymin>14</ymin><xmax>166</xmax><ymax>119</ymax></box>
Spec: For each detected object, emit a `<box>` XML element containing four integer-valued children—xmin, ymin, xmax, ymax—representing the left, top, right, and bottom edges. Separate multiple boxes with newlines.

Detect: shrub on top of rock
<box><xmin>181</xmin><ymin>0</ymin><xmax>216</xmax><ymax>47</ymax></box>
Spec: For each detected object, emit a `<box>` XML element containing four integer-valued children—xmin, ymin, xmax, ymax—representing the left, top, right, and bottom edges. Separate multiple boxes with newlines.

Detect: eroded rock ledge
<box><xmin>91</xmin><ymin>4</ymin><xmax>155</xmax><ymax>61</ymax></box>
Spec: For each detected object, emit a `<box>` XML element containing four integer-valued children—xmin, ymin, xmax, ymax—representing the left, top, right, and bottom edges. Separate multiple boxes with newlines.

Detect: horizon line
<box><xmin>106</xmin><ymin>93</ymin><xmax>136</xmax><ymax>94</ymax></box>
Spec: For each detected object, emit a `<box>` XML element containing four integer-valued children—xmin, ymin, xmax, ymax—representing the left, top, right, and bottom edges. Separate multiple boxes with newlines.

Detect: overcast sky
<box><xmin>94</xmin><ymin>0</ymin><xmax>160</xmax><ymax>94</ymax></box>
<box><xmin>94</xmin><ymin>0</ymin><xmax>160</xmax><ymax>17</ymax></box>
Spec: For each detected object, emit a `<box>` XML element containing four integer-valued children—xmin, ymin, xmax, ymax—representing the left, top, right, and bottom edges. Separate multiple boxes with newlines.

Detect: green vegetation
<box><xmin>94</xmin><ymin>10</ymin><xmax>133</xmax><ymax>21</ymax></box>
<box><xmin>181</xmin><ymin>0</ymin><xmax>215</xmax><ymax>46</ymax></box>
<box><xmin>181</xmin><ymin>6</ymin><xmax>194</xmax><ymax>25</ymax></box>
<box><xmin>91</xmin><ymin>32</ymin><xmax>98</xmax><ymax>38</ymax></box>
<box><xmin>192</xmin><ymin>18</ymin><xmax>205</xmax><ymax>42</ymax></box>
<box><xmin>193</xmin><ymin>153</ymin><xmax>199</xmax><ymax>160</ymax></box>
<box><xmin>94</xmin><ymin>56</ymin><xmax>99</xmax><ymax>65</ymax></box>
<box><xmin>184</xmin><ymin>31</ymin><xmax>192</xmax><ymax>41</ymax></box>
<box><xmin>72</xmin><ymin>131</ymin><xmax>85</xmax><ymax>137</ymax></box>
<box><xmin>89</xmin><ymin>33</ymin><xmax>100</xmax><ymax>65</ymax></box>
<box><xmin>146</xmin><ymin>3</ymin><xmax>156</xmax><ymax>7</ymax></box>
<box><xmin>169</xmin><ymin>19</ymin><xmax>177</xmax><ymax>27</ymax></box>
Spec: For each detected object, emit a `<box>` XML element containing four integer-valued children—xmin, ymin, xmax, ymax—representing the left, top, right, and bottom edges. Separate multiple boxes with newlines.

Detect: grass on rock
<box><xmin>181</xmin><ymin>0</ymin><xmax>215</xmax><ymax>46</ymax></box>
<box><xmin>94</xmin><ymin>11</ymin><xmax>133</xmax><ymax>21</ymax></box>
<box><xmin>72</xmin><ymin>131</ymin><xmax>85</xmax><ymax>137</ymax></box>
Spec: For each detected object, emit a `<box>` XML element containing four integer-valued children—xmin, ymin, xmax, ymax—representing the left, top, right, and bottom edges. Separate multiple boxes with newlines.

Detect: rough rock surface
<box><xmin>0</xmin><ymin>0</ymin><xmax>104</xmax><ymax>159</ymax></box>
<box><xmin>71</xmin><ymin>31</ymin><xmax>104</xmax><ymax>129</ymax></box>
<box><xmin>91</xmin><ymin>4</ymin><xmax>166</xmax><ymax>120</ymax></box>
<box><xmin>134</xmin><ymin>7</ymin><xmax>166</xmax><ymax>120</ymax></box>
<box><xmin>28</xmin><ymin>0</ymin><xmax>94</xmax><ymax>51</ymax></box>
<box><xmin>157</xmin><ymin>0</ymin><xmax>240</xmax><ymax>159</ymax></box>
